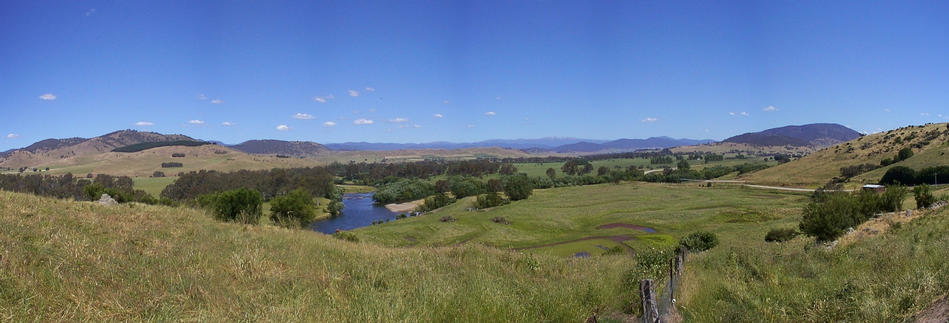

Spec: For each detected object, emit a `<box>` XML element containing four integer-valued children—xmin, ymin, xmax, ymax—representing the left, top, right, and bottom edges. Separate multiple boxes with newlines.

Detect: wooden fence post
<box><xmin>640</xmin><ymin>279</ymin><xmax>660</xmax><ymax>323</ymax></box>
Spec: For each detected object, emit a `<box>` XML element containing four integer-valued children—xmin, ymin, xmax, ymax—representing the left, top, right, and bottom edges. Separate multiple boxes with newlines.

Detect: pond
<box><xmin>310</xmin><ymin>193</ymin><xmax>401</xmax><ymax>234</ymax></box>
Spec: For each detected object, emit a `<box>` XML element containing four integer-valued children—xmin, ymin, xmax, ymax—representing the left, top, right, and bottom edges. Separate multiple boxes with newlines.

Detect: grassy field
<box><xmin>356</xmin><ymin>182</ymin><xmax>810</xmax><ymax>257</ymax></box>
<box><xmin>679</xmin><ymin>204</ymin><xmax>949</xmax><ymax>322</ymax></box>
<box><xmin>742</xmin><ymin>122</ymin><xmax>949</xmax><ymax>188</ymax></box>
<box><xmin>132</xmin><ymin>176</ymin><xmax>178</xmax><ymax>196</ymax></box>
<box><xmin>513</xmin><ymin>157</ymin><xmax>774</xmax><ymax>179</ymax></box>
<box><xmin>0</xmin><ymin>190</ymin><xmax>636</xmax><ymax>321</ymax></box>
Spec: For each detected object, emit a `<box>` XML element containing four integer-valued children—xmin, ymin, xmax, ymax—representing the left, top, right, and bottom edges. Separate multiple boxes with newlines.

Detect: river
<box><xmin>310</xmin><ymin>192</ymin><xmax>400</xmax><ymax>234</ymax></box>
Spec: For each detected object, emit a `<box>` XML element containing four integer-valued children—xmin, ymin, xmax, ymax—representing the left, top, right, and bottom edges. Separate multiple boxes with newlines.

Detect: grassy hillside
<box><xmin>356</xmin><ymin>182</ymin><xmax>810</xmax><ymax>257</ymax></box>
<box><xmin>0</xmin><ymin>191</ymin><xmax>634</xmax><ymax>321</ymax></box>
<box><xmin>741</xmin><ymin>123</ymin><xmax>949</xmax><ymax>188</ymax></box>
<box><xmin>680</xmin><ymin>203</ymin><xmax>949</xmax><ymax>322</ymax></box>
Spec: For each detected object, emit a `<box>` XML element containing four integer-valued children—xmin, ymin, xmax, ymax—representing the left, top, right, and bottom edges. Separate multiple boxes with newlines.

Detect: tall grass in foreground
<box><xmin>0</xmin><ymin>191</ymin><xmax>636</xmax><ymax>321</ymax></box>
<box><xmin>679</xmin><ymin>207</ymin><xmax>949</xmax><ymax>322</ymax></box>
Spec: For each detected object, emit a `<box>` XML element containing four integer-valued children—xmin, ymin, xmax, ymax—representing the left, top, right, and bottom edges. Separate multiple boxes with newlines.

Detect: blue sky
<box><xmin>2</xmin><ymin>1</ymin><xmax>948</xmax><ymax>150</ymax></box>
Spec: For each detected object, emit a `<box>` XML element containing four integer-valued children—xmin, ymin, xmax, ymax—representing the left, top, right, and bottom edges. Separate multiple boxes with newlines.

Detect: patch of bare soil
<box><xmin>385</xmin><ymin>199</ymin><xmax>424</xmax><ymax>213</ymax></box>
<box><xmin>915</xmin><ymin>295</ymin><xmax>948</xmax><ymax>323</ymax></box>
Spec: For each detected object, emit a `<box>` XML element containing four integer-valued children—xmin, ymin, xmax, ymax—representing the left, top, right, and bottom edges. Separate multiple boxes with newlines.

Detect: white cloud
<box><xmin>398</xmin><ymin>124</ymin><xmax>422</xmax><ymax>129</ymax></box>
<box><xmin>348</xmin><ymin>90</ymin><xmax>359</xmax><ymax>97</ymax></box>
<box><xmin>188</xmin><ymin>120</ymin><xmax>205</xmax><ymax>125</ymax></box>
<box><xmin>6</xmin><ymin>133</ymin><xmax>18</xmax><ymax>138</ymax></box>
<box><xmin>921</xmin><ymin>112</ymin><xmax>930</xmax><ymax>116</ymax></box>
<box><xmin>197</xmin><ymin>93</ymin><xmax>208</xmax><ymax>100</ymax></box>
<box><xmin>484</xmin><ymin>111</ymin><xmax>496</xmax><ymax>116</ymax></box>
<box><xmin>135</xmin><ymin>121</ymin><xmax>154</xmax><ymax>126</ymax></box>
<box><xmin>442</xmin><ymin>100</ymin><xmax>450</xmax><ymax>104</ymax></box>
<box><xmin>293</xmin><ymin>113</ymin><xmax>315</xmax><ymax>120</ymax></box>
<box><xmin>495</xmin><ymin>96</ymin><xmax>502</xmax><ymax>101</ymax></box>
<box><xmin>314</xmin><ymin>97</ymin><xmax>327</xmax><ymax>103</ymax></box>
<box><xmin>729</xmin><ymin>112</ymin><xmax>736</xmax><ymax>116</ymax></box>
<box><xmin>763</xmin><ymin>105</ymin><xmax>778</xmax><ymax>112</ymax></box>
<box><xmin>433</xmin><ymin>113</ymin><xmax>444</xmax><ymax>118</ymax></box>
<box><xmin>364</xmin><ymin>87</ymin><xmax>376</xmax><ymax>92</ymax></box>
<box><xmin>641</xmin><ymin>117</ymin><xmax>658</xmax><ymax>123</ymax></box>
<box><xmin>389</xmin><ymin>117</ymin><xmax>409</xmax><ymax>123</ymax></box>
<box><xmin>85</xmin><ymin>8</ymin><xmax>96</xmax><ymax>16</ymax></box>
<box><xmin>323</xmin><ymin>121</ymin><xmax>336</xmax><ymax>127</ymax></box>
<box><xmin>466</xmin><ymin>124</ymin><xmax>476</xmax><ymax>128</ymax></box>
<box><xmin>276</xmin><ymin>124</ymin><xmax>290</xmax><ymax>131</ymax></box>
<box><xmin>38</xmin><ymin>93</ymin><xmax>56</xmax><ymax>101</ymax></box>
<box><xmin>221</xmin><ymin>121</ymin><xmax>235</xmax><ymax>126</ymax></box>
<box><xmin>883</xmin><ymin>108</ymin><xmax>891</xmax><ymax>113</ymax></box>
<box><xmin>354</xmin><ymin>118</ymin><xmax>374</xmax><ymax>125</ymax></box>
<box><xmin>211</xmin><ymin>99</ymin><xmax>223</xmax><ymax>104</ymax></box>
<box><xmin>740</xmin><ymin>112</ymin><xmax>749</xmax><ymax>116</ymax></box>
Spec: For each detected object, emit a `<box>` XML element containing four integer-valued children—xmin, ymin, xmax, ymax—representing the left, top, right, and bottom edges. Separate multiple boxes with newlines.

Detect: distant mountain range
<box><xmin>723</xmin><ymin>123</ymin><xmax>861</xmax><ymax>148</ymax></box>
<box><xmin>230</xmin><ymin>140</ymin><xmax>329</xmax><ymax>156</ymax></box>
<box><xmin>324</xmin><ymin>137</ymin><xmax>713</xmax><ymax>153</ymax></box>
<box><xmin>0</xmin><ymin>130</ymin><xmax>196</xmax><ymax>159</ymax></box>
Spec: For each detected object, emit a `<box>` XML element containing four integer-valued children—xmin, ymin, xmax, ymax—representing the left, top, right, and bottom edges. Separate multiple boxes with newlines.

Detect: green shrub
<box><xmin>914</xmin><ymin>184</ymin><xmax>935</xmax><ymax>209</ymax></box>
<box><xmin>449</xmin><ymin>176</ymin><xmax>487</xmax><ymax>198</ymax></box>
<box><xmin>678</xmin><ymin>231</ymin><xmax>719</xmax><ymax>252</ymax></box>
<box><xmin>502</xmin><ymin>174</ymin><xmax>534</xmax><ymax>201</ymax></box>
<box><xmin>603</xmin><ymin>246</ymin><xmax>626</xmax><ymax>256</ymax></box>
<box><xmin>491</xmin><ymin>216</ymin><xmax>510</xmax><ymax>225</ymax></box>
<box><xmin>764</xmin><ymin>228</ymin><xmax>799</xmax><ymax>242</ymax></box>
<box><xmin>333</xmin><ymin>231</ymin><xmax>359</xmax><ymax>242</ymax></box>
<box><xmin>199</xmin><ymin>188</ymin><xmax>263</xmax><ymax>224</ymax></box>
<box><xmin>418</xmin><ymin>193</ymin><xmax>456</xmax><ymax>212</ymax></box>
<box><xmin>475</xmin><ymin>192</ymin><xmax>508</xmax><ymax>209</ymax></box>
<box><xmin>880</xmin><ymin>166</ymin><xmax>917</xmax><ymax>185</ymax></box>
<box><xmin>799</xmin><ymin>193</ymin><xmax>861</xmax><ymax>242</ymax></box>
<box><xmin>269</xmin><ymin>188</ymin><xmax>318</xmax><ymax>228</ymax></box>
<box><xmin>879</xmin><ymin>185</ymin><xmax>907</xmax><ymax>212</ymax></box>
<box><xmin>326</xmin><ymin>200</ymin><xmax>344</xmax><ymax>216</ymax></box>
<box><xmin>373</xmin><ymin>179</ymin><xmax>436</xmax><ymax>204</ymax></box>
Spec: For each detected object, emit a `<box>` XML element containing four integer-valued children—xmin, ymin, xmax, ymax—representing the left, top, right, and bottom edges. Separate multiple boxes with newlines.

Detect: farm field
<box><xmin>356</xmin><ymin>182</ymin><xmax>810</xmax><ymax>257</ymax></box>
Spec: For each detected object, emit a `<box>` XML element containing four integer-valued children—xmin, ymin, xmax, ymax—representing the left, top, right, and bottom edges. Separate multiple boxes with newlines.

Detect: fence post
<box><xmin>640</xmin><ymin>279</ymin><xmax>660</xmax><ymax>323</ymax></box>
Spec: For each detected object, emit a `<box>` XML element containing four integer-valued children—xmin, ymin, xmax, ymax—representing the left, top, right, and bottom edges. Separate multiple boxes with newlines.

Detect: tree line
<box><xmin>0</xmin><ymin>173</ymin><xmax>162</xmax><ymax>204</ymax></box>
<box><xmin>331</xmin><ymin>159</ymin><xmax>516</xmax><ymax>185</ymax></box>
<box><xmin>161</xmin><ymin>167</ymin><xmax>337</xmax><ymax>202</ymax></box>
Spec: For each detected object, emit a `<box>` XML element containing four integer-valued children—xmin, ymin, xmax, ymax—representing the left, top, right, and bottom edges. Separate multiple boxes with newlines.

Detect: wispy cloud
<box><xmin>389</xmin><ymin>117</ymin><xmax>409</xmax><ymax>123</ymax></box>
<box><xmin>276</xmin><ymin>124</ymin><xmax>290</xmax><ymax>131</ymax></box>
<box><xmin>641</xmin><ymin>117</ymin><xmax>658</xmax><ymax>123</ymax></box>
<box><xmin>348</xmin><ymin>90</ymin><xmax>359</xmax><ymax>97</ymax></box>
<box><xmin>314</xmin><ymin>94</ymin><xmax>333</xmax><ymax>103</ymax></box>
<box><xmin>210</xmin><ymin>99</ymin><xmax>223</xmax><ymax>104</ymax></box>
<box><xmin>188</xmin><ymin>120</ymin><xmax>205</xmax><ymax>125</ymax></box>
<box><xmin>364</xmin><ymin>87</ymin><xmax>376</xmax><ymax>92</ymax></box>
<box><xmin>399</xmin><ymin>124</ymin><xmax>422</xmax><ymax>129</ymax></box>
<box><xmin>293</xmin><ymin>113</ymin><xmax>315</xmax><ymax>120</ymax></box>
<box><xmin>442</xmin><ymin>100</ymin><xmax>449</xmax><ymax>104</ymax></box>
<box><xmin>197</xmin><ymin>93</ymin><xmax>208</xmax><ymax>100</ymax></box>
<box><xmin>354</xmin><ymin>118</ymin><xmax>374</xmax><ymax>125</ymax></box>
<box><xmin>433</xmin><ymin>113</ymin><xmax>444</xmax><ymax>118</ymax></box>
<box><xmin>495</xmin><ymin>96</ymin><xmax>502</xmax><ymax>101</ymax></box>
<box><xmin>740</xmin><ymin>112</ymin><xmax>749</xmax><ymax>116</ymax></box>
<box><xmin>6</xmin><ymin>133</ymin><xmax>19</xmax><ymax>139</ymax></box>
<box><xmin>323</xmin><ymin>121</ymin><xmax>336</xmax><ymax>127</ymax></box>
<box><xmin>38</xmin><ymin>93</ymin><xmax>56</xmax><ymax>101</ymax></box>
<box><xmin>921</xmin><ymin>112</ymin><xmax>930</xmax><ymax>116</ymax></box>
<box><xmin>729</xmin><ymin>112</ymin><xmax>736</xmax><ymax>116</ymax></box>
<box><xmin>763</xmin><ymin>105</ymin><xmax>778</xmax><ymax>112</ymax></box>
<box><xmin>466</xmin><ymin>124</ymin><xmax>476</xmax><ymax>128</ymax></box>
<box><xmin>221</xmin><ymin>121</ymin><xmax>235</xmax><ymax>126</ymax></box>
<box><xmin>85</xmin><ymin>8</ymin><xmax>96</xmax><ymax>16</ymax></box>
<box><xmin>484</xmin><ymin>111</ymin><xmax>496</xmax><ymax>116</ymax></box>
<box><xmin>883</xmin><ymin>108</ymin><xmax>891</xmax><ymax>113</ymax></box>
<box><xmin>135</xmin><ymin>121</ymin><xmax>154</xmax><ymax>126</ymax></box>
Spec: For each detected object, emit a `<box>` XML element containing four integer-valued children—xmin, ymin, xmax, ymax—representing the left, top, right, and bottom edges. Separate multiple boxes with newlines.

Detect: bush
<box><xmin>879</xmin><ymin>185</ymin><xmax>907</xmax><ymax>212</ymax></box>
<box><xmin>799</xmin><ymin>193</ymin><xmax>861</xmax><ymax>242</ymax></box>
<box><xmin>418</xmin><ymin>193</ymin><xmax>456</xmax><ymax>212</ymax></box>
<box><xmin>269</xmin><ymin>188</ymin><xmax>318</xmax><ymax>228</ymax></box>
<box><xmin>333</xmin><ymin>231</ymin><xmax>359</xmax><ymax>242</ymax></box>
<box><xmin>199</xmin><ymin>188</ymin><xmax>262</xmax><ymax>224</ymax></box>
<box><xmin>491</xmin><ymin>216</ymin><xmax>510</xmax><ymax>225</ymax></box>
<box><xmin>152</xmin><ymin>171</ymin><xmax>165</xmax><ymax>178</ymax></box>
<box><xmin>502</xmin><ymin>174</ymin><xmax>534</xmax><ymax>201</ymax></box>
<box><xmin>475</xmin><ymin>192</ymin><xmax>508</xmax><ymax>209</ymax></box>
<box><xmin>678</xmin><ymin>231</ymin><xmax>718</xmax><ymax>252</ymax></box>
<box><xmin>326</xmin><ymin>200</ymin><xmax>344</xmax><ymax>216</ymax></box>
<box><xmin>449</xmin><ymin>177</ymin><xmax>487</xmax><ymax>198</ymax></box>
<box><xmin>439</xmin><ymin>216</ymin><xmax>455</xmax><ymax>222</ymax></box>
<box><xmin>603</xmin><ymin>245</ymin><xmax>626</xmax><ymax>256</ymax></box>
<box><xmin>764</xmin><ymin>228</ymin><xmax>799</xmax><ymax>242</ymax></box>
<box><xmin>914</xmin><ymin>184</ymin><xmax>935</xmax><ymax>209</ymax></box>
<box><xmin>161</xmin><ymin>162</ymin><xmax>183</xmax><ymax>168</ymax></box>
<box><xmin>373</xmin><ymin>179</ymin><xmax>436</xmax><ymax>204</ymax></box>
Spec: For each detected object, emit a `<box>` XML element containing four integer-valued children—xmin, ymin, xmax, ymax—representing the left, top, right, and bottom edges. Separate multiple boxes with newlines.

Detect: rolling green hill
<box><xmin>740</xmin><ymin>122</ymin><xmax>949</xmax><ymax>188</ymax></box>
<box><xmin>0</xmin><ymin>190</ymin><xmax>634</xmax><ymax>321</ymax></box>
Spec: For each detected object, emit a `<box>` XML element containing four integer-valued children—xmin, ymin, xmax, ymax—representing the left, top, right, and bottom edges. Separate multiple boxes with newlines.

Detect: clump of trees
<box><xmin>914</xmin><ymin>184</ymin><xmax>935</xmax><ymax>209</ymax></box>
<box><xmin>880</xmin><ymin>166</ymin><xmax>949</xmax><ymax>185</ymax></box>
<box><xmin>880</xmin><ymin>147</ymin><xmax>914</xmax><ymax>166</ymax></box>
<box><xmin>334</xmin><ymin>159</ymin><xmax>513</xmax><ymax>185</ymax></box>
<box><xmin>475</xmin><ymin>192</ymin><xmax>508</xmax><ymax>209</ymax></box>
<box><xmin>799</xmin><ymin>186</ymin><xmax>906</xmax><ymax>242</ymax></box>
<box><xmin>0</xmin><ymin>173</ymin><xmax>162</xmax><ymax>205</ymax></box>
<box><xmin>161</xmin><ymin>168</ymin><xmax>335</xmax><ymax>201</ymax></box>
<box><xmin>678</xmin><ymin>231</ymin><xmax>718</xmax><ymax>252</ymax></box>
<box><xmin>840</xmin><ymin>164</ymin><xmax>880</xmax><ymax>179</ymax></box>
<box><xmin>269</xmin><ymin>188</ymin><xmax>318</xmax><ymax>228</ymax></box>
<box><xmin>161</xmin><ymin>162</ymin><xmax>183</xmax><ymax>168</ymax></box>
<box><xmin>417</xmin><ymin>193</ymin><xmax>456</xmax><ymax>212</ymax></box>
<box><xmin>197</xmin><ymin>188</ymin><xmax>263</xmax><ymax>224</ymax></box>
<box><xmin>373</xmin><ymin>179</ymin><xmax>435</xmax><ymax>204</ymax></box>
<box><xmin>502</xmin><ymin>174</ymin><xmax>533</xmax><ymax>201</ymax></box>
